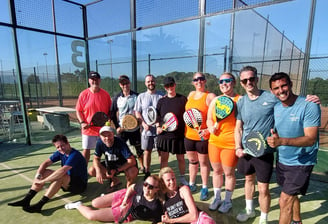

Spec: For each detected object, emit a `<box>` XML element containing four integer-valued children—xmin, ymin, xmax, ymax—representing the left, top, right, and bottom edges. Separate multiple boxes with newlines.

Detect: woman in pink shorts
<box><xmin>65</xmin><ymin>175</ymin><xmax>163</xmax><ymax>223</ymax></box>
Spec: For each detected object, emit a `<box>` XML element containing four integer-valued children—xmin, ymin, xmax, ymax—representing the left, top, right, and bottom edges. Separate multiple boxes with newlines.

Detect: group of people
<box><xmin>8</xmin><ymin>67</ymin><xmax>321</xmax><ymax>224</ymax></box>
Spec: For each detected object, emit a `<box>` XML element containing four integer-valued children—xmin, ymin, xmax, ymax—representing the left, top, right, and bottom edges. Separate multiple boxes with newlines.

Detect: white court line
<box><xmin>0</xmin><ymin>162</ymin><xmax>72</xmax><ymax>203</ymax></box>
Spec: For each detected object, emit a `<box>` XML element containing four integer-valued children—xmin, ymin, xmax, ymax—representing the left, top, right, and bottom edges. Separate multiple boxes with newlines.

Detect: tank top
<box><xmin>185</xmin><ymin>91</ymin><xmax>209</xmax><ymax>140</ymax></box>
<box><xmin>164</xmin><ymin>188</ymin><xmax>189</xmax><ymax>219</ymax></box>
<box><xmin>209</xmin><ymin>94</ymin><xmax>240</xmax><ymax>149</ymax></box>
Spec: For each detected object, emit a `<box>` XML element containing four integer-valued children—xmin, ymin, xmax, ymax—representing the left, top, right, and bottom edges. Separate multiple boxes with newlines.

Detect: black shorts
<box><xmin>184</xmin><ymin>138</ymin><xmax>208</xmax><ymax>154</ymax></box>
<box><xmin>119</xmin><ymin>129</ymin><xmax>141</xmax><ymax>146</ymax></box>
<box><xmin>276</xmin><ymin>161</ymin><xmax>313</xmax><ymax>196</ymax></box>
<box><xmin>62</xmin><ymin>176</ymin><xmax>87</xmax><ymax>194</ymax></box>
<box><xmin>237</xmin><ymin>153</ymin><xmax>274</xmax><ymax>183</ymax></box>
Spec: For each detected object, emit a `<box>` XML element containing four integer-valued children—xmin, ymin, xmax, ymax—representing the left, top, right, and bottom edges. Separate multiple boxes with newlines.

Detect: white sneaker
<box><xmin>65</xmin><ymin>201</ymin><xmax>82</xmax><ymax>210</ymax></box>
<box><xmin>209</xmin><ymin>197</ymin><xmax>222</xmax><ymax>211</ymax></box>
<box><xmin>218</xmin><ymin>200</ymin><xmax>232</xmax><ymax>213</ymax></box>
<box><xmin>236</xmin><ymin>209</ymin><xmax>256</xmax><ymax>222</ymax></box>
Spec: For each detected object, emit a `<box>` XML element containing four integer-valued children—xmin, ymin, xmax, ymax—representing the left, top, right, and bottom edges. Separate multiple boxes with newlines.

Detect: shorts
<box><xmin>111</xmin><ymin>189</ymin><xmax>135</xmax><ymax>223</ymax></box>
<box><xmin>237</xmin><ymin>153</ymin><xmax>274</xmax><ymax>183</ymax></box>
<box><xmin>208</xmin><ymin>144</ymin><xmax>238</xmax><ymax>167</ymax></box>
<box><xmin>82</xmin><ymin>135</ymin><xmax>99</xmax><ymax>149</ymax></box>
<box><xmin>141</xmin><ymin>134</ymin><xmax>157</xmax><ymax>151</ymax></box>
<box><xmin>119</xmin><ymin>129</ymin><xmax>141</xmax><ymax>146</ymax></box>
<box><xmin>62</xmin><ymin>176</ymin><xmax>87</xmax><ymax>194</ymax></box>
<box><xmin>276</xmin><ymin>162</ymin><xmax>313</xmax><ymax>196</ymax></box>
<box><xmin>184</xmin><ymin>138</ymin><xmax>208</xmax><ymax>154</ymax></box>
<box><xmin>157</xmin><ymin>137</ymin><xmax>185</xmax><ymax>155</ymax></box>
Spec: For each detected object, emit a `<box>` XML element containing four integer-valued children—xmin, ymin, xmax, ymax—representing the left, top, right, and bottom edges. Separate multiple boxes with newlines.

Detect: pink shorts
<box><xmin>111</xmin><ymin>189</ymin><xmax>135</xmax><ymax>223</ymax></box>
<box><xmin>191</xmin><ymin>211</ymin><xmax>216</xmax><ymax>224</ymax></box>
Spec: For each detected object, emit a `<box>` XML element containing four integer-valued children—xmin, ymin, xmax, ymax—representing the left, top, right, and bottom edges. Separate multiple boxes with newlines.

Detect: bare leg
<box><xmin>258</xmin><ymin>181</ymin><xmax>271</xmax><ymax>214</ymax></box>
<box><xmin>176</xmin><ymin>154</ymin><xmax>186</xmax><ymax>176</ymax></box>
<box><xmin>198</xmin><ymin>153</ymin><xmax>210</xmax><ymax>187</ymax></box>
<box><xmin>160</xmin><ymin>151</ymin><xmax>169</xmax><ymax>168</ymax></box>
<box><xmin>82</xmin><ymin>148</ymin><xmax>90</xmax><ymax>164</ymax></box>
<box><xmin>279</xmin><ymin>191</ymin><xmax>296</xmax><ymax>224</ymax></box>
<box><xmin>187</xmin><ymin>151</ymin><xmax>199</xmax><ymax>184</ymax></box>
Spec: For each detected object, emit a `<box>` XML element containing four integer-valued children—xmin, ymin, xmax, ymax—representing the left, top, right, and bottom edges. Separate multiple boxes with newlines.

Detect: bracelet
<box><xmin>35</xmin><ymin>173</ymin><xmax>42</xmax><ymax>179</ymax></box>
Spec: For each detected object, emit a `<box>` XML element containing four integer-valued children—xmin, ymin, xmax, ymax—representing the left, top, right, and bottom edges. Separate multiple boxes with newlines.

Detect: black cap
<box><xmin>163</xmin><ymin>76</ymin><xmax>175</xmax><ymax>86</ymax></box>
<box><xmin>89</xmin><ymin>71</ymin><xmax>101</xmax><ymax>79</ymax></box>
<box><xmin>119</xmin><ymin>75</ymin><xmax>130</xmax><ymax>84</ymax></box>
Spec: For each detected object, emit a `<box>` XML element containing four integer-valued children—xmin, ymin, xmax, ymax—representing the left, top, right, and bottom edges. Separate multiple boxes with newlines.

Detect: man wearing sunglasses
<box><xmin>234</xmin><ymin>66</ymin><xmax>320</xmax><ymax>224</ymax></box>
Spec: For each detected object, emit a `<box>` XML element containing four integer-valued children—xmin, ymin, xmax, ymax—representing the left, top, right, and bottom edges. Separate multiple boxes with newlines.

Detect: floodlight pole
<box><xmin>43</xmin><ymin>52</ymin><xmax>50</xmax><ymax>96</ymax></box>
<box><xmin>107</xmin><ymin>39</ymin><xmax>114</xmax><ymax>92</ymax></box>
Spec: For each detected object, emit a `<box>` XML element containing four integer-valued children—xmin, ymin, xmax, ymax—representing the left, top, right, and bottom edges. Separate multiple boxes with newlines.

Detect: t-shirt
<box><xmin>236</xmin><ymin>90</ymin><xmax>277</xmax><ymax>150</ymax></box>
<box><xmin>50</xmin><ymin>148</ymin><xmax>88</xmax><ymax>183</ymax></box>
<box><xmin>157</xmin><ymin>94</ymin><xmax>187</xmax><ymax>139</ymax></box>
<box><xmin>94</xmin><ymin>137</ymin><xmax>134</xmax><ymax>169</ymax></box>
<box><xmin>274</xmin><ymin>96</ymin><xmax>321</xmax><ymax>166</ymax></box>
<box><xmin>134</xmin><ymin>90</ymin><xmax>163</xmax><ymax>136</ymax></box>
<box><xmin>76</xmin><ymin>88</ymin><xmax>112</xmax><ymax>136</ymax></box>
<box><xmin>131</xmin><ymin>182</ymin><xmax>163</xmax><ymax>223</ymax></box>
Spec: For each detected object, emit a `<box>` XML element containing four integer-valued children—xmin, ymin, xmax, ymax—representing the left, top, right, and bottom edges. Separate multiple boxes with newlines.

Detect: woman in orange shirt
<box><xmin>185</xmin><ymin>72</ymin><xmax>215</xmax><ymax>201</ymax></box>
<box><xmin>206</xmin><ymin>72</ymin><xmax>240</xmax><ymax>213</ymax></box>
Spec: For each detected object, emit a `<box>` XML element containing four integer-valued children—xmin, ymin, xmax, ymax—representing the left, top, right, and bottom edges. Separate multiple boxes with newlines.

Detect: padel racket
<box><xmin>87</xmin><ymin>112</ymin><xmax>109</xmax><ymax>128</ymax></box>
<box><xmin>162</xmin><ymin>112</ymin><xmax>178</xmax><ymax>132</ymax></box>
<box><xmin>121</xmin><ymin>114</ymin><xmax>139</xmax><ymax>132</ymax></box>
<box><xmin>214</xmin><ymin>96</ymin><xmax>234</xmax><ymax>130</ymax></box>
<box><xmin>183</xmin><ymin>108</ymin><xmax>203</xmax><ymax>141</ymax></box>
<box><xmin>146</xmin><ymin>106</ymin><xmax>157</xmax><ymax>126</ymax></box>
<box><xmin>243</xmin><ymin>131</ymin><xmax>267</xmax><ymax>157</ymax></box>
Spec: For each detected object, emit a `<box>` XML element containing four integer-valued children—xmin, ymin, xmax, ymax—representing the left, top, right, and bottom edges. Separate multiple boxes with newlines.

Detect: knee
<box><xmin>189</xmin><ymin>159</ymin><xmax>199</xmax><ymax>166</ymax></box>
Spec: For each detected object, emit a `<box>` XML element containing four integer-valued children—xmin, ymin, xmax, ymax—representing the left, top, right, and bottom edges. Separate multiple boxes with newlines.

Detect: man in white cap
<box><xmin>88</xmin><ymin>125</ymin><xmax>138</xmax><ymax>188</ymax></box>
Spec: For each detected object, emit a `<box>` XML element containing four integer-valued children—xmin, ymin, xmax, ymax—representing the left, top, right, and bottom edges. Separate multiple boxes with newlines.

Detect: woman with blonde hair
<box><xmin>159</xmin><ymin>167</ymin><xmax>216</xmax><ymax>224</ymax></box>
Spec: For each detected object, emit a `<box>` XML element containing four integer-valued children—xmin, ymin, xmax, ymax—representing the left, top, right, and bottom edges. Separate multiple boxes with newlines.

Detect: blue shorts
<box><xmin>276</xmin><ymin>161</ymin><xmax>313</xmax><ymax>196</ymax></box>
<box><xmin>141</xmin><ymin>134</ymin><xmax>157</xmax><ymax>151</ymax></box>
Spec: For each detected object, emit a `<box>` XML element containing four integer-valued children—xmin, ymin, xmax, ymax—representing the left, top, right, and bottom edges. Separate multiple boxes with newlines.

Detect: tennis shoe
<box><xmin>65</xmin><ymin>201</ymin><xmax>82</xmax><ymax>210</ymax></box>
<box><xmin>189</xmin><ymin>184</ymin><xmax>197</xmax><ymax>193</ymax></box>
<box><xmin>218</xmin><ymin>200</ymin><xmax>232</xmax><ymax>213</ymax></box>
<box><xmin>209</xmin><ymin>197</ymin><xmax>222</xmax><ymax>211</ymax></box>
<box><xmin>200</xmin><ymin>187</ymin><xmax>209</xmax><ymax>201</ymax></box>
<box><xmin>236</xmin><ymin>208</ymin><xmax>255</xmax><ymax>222</ymax></box>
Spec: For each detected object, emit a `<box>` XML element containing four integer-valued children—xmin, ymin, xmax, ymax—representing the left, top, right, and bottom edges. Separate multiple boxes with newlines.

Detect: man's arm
<box><xmin>93</xmin><ymin>155</ymin><xmax>105</xmax><ymax>184</ymax></box>
<box><xmin>40</xmin><ymin>165</ymin><xmax>71</xmax><ymax>183</ymax></box>
<box><xmin>267</xmin><ymin>126</ymin><xmax>318</xmax><ymax>148</ymax></box>
<box><xmin>234</xmin><ymin>119</ymin><xmax>245</xmax><ymax>158</ymax></box>
<box><xmin>35</xmin><ymin>158</ymin><xmax>53</xmax><ymax>178</ymax></box>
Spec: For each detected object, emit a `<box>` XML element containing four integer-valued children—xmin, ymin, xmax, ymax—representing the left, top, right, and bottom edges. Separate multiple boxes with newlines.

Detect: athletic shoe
<box><xmin>65</xmin><ymin>201</ymin><xmax>82</xmax><ymax>210</ymax></box>
<box><xmin>189</xmin><ymin>184</ymin><xmax>197</xmax><ymax>193</ymax></box>
<box><xmin>200</xmin><ymin>187</ymin><xmax>209</xmax><ymax>201</ymax></box>
<box><xmin>218</xmin><ymin>200</ymin><xmax>232</xmax><ymax>213</ymax></box>
<box><xmin>209</xmin><ymin>197</ymin><xmax>222</xmax><ymax>211</ymax></box>
<box><xmin>290</xmin><ymin>221</ymin><xmax>302</xmax><ymax>224</ymax></box>
<box><xmin>236</xmin><ymin>209</ymin><xmax>256</xmax><ymax>222</ymax></box>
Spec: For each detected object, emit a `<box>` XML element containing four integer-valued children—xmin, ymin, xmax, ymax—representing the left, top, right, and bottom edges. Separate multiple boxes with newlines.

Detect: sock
<box><xmin>225</xmin><ymin>190</ymin><xmax>233</xmax><ymax>202</ymax></box>
<box><xmin>246</xmin><ymin>199</ymin><xmax>254</xmax><ymax>212</ymax></box>
<box><xmin>202</xmin><ymin>185</ymin><xmax>207</xmax><ymax>189</ymax></box>
<box><xmin>214</xmin><ymin>188</ymin><xmax>221</xmax><ymax>199</ymax></box>
<box><xmin>260</xmin><ymin>212</ymin><xmax>268</xmax><ymax>220</ymax></box>
<box><xmin>8</xmin><ymin>189</ymin><xmax>37</xmax><ymax>207</ymax></box>
<box><xmin>189</xmin><ymin>182</ymin><xmax>195</xmax><ymax>186</ymax></box>
<box><xmin>65</xmin><ymin>201</ymin><xmax>82</xmax><ymax>210</ymax></box>
<box><xmin>23</xmin><ymin>196</ymin><xmax>49</xmax><ymax>213</ymax></box>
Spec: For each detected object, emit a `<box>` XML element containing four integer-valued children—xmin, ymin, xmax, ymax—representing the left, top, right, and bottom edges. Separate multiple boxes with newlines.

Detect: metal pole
<box><xmin>108</xmin><ymin>39</ymin><xmax>114</xmax><ymax>91</ymax></box>
<box><xmin>43</xmin><ymin>52</ymin><xmax>50</xmax><ymax>96</ymax></box>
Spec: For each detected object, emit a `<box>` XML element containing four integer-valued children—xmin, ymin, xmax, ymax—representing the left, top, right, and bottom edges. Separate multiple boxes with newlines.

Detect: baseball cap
<box><xmin>163</xmin><ymin>76</ymin><xmax>175</xmax><ymax>86</ymax></box>
<box><xmin>99</xmin><ymin>126</ymin><xmax>115</xmax><ymax>135</ymax></box>
<box><xmin>89</xmin><ymin>71</ymin><xmax>101</xmax><ymax>79</ymax></box>
<box><xmin>119</xmin><ymin>75</ymin><xmax>130</xmax><ymax>84</ymax></box>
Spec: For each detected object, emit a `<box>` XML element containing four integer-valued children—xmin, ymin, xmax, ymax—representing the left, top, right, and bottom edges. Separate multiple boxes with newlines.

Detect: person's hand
<box><xmin>235</xmin><ymin>148</ymin><xmax>246</xmax><ymax>158</ymax></box>
<box><xmin>96</xmin><ymin>172</ymin><xmax>104</xmax><ymax>184</ymax></box>
<box><xmin>305</xmin><ymin>94</ymin><xmax>321</xmax><ymax>104</ymax></box>
<box><xmin>161</xmin><ymin>212</ymin><xmax>171</xmax><ymax>223</ymax></box>
<box><xmin>81</xmin><ymin>122</ymin><xmax>88</xmax><ymax>130</ymax></box>
<box><xmin>34</xmin><ymin>179</ymin><xmax>45</xmax><ymax>186</ymax></box>
<box><xmin>156</xmin><ymin>126</ymin><xmax>163</xmax><ymax>135</ymax></box>
<box><xmin>199</xmin><ymin>129</ymin><xmax>210</xmax><ymax>140</ymax></box>
<box><xmin>267</xmin><ymin>128</ymin><xmax>280</xmax><ymax>148</ymax></box>
<box><xmin>117</xmin><ymin>127</ymin><xmax>125</xmax><ymax>134</ymax></box>
<box><xmin>142</xmin><ymin>121</ymin><xmax>149</xmax><ymax>131</ymax></box>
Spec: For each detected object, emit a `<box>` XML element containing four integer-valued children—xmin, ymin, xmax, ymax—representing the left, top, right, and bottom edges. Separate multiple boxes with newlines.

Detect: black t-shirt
<box><xmin>131</xmin><ymin>182</ymin><xmax>164</xmax><ymax>223</ymax></box>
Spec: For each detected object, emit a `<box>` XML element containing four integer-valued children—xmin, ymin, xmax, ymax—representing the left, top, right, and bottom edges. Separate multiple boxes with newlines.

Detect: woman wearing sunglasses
<box><xmin>65</xmin><ymin>175</ymin><xmax>163</xmax><ymax>223</ymax></box>
<box><xmin>184</xmin><ymin>72</ymin><xmax>216</xmax><ymax>201</ymax></box>
<box><xmin>159</xmin><ymin>167</ymin><xmax>215</xmax><ymax>224</ymax></box>
<box><xmin>206</xmin><ymin>72</ymin><xmax>240</xmax><ymax>213</ymax></box>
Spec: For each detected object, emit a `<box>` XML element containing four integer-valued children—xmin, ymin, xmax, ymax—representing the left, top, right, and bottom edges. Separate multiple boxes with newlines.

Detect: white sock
<box><xmin>260</xmin><ymin>212</ymin><xmax>268</xmax><ymax>221</ymax></box>
<box><xmin>65</xmin><ymin>201</ymin><xmax>82</xmax><ymax>210</ymax></box>
<box><xmin>245</xmin><ymin>199</ymin><xmax>254</xmax><ymax>212</ymax></box>
<box><xmin>214</xmin><ymin>188</ymin><xmax>221</xmax><ymax>199</ymax></box>
<box><xmin>202</xmin><ymin>185</ymin><xmax>207</xmax><ymax>189</ymax></box>
<box><xmin>189</xmin><ymin>182</ymin><xmax>195</xmax><ymax>186</ymax></box>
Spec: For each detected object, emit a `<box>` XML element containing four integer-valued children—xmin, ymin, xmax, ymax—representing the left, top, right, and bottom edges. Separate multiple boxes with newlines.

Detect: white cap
<box><xmin>99</xmin><ymin>126</ymin><xmax>115</xmax><ymax>135</ymax></box>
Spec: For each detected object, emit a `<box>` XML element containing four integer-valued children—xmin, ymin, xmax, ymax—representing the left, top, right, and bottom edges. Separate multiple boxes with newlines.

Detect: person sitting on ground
<box><xmin>65</xmin><ymin>175</ymin><xmax>164</xmax><ymax>223</ymax></box>
<box><xmin>159</xmin><ymin>167</ymin><xmax>216</xmax><ymax>224</ymax></box>
<box><xmin>88</xmin><ymin>124</ymin><xmax>138</xmax><ymax>188</ymax></box>
<box><xmin>8</xmin><ymin>134</ymin><xmax>88</xmax><ymax>213</ymax></box>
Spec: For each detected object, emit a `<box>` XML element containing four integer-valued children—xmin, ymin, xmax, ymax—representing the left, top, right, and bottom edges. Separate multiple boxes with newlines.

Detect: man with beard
<box><xmin>134</xmin><ymin>74</ymin><xmax>163</xmax><ymax>179</ymax></box>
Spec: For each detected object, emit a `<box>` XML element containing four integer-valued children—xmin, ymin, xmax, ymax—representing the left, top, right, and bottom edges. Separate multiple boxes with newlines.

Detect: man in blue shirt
<box><xmin>8</xmin><ymin>135</ymin><xmax>88</xmax><ymax>213</ymax></box>
<box><xmin>88</xmin><ymin>125</ymin><xmax>138</xmax><ymax>188</ymax></box>
<box><xmin>267</xmin><ymin>72</ymin><xmax>321</xmax><ymax>224</ymax></box>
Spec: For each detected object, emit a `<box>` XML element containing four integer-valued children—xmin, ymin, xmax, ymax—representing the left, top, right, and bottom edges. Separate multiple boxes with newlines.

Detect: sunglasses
<box><xmin>240</xmin><ymin>77</ymin><xmax>256</xmax><ymax>84</ymax></box>
<box><xmin>192</xmin><ymin>76</ymin><xmax>206</xmax><ymax>82</ymax></box>
<box><xmin>164</xmin><ymin>83</ymin><xmax>175</xmax><ymax>88</ymax></box>
<box><xmin>143</xmin><ymin>182</ymin><xmax>158</xmax><ymax>190</ymax></box>
<box><xmin>219</xmin><ymin>78</ymin><xmax>233</xmax><ymax>84</ymax></box>
<box><xmin>120</xmin><ymin>81</ymin><xmax>130</xmax><ymax>85</ymax></box>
